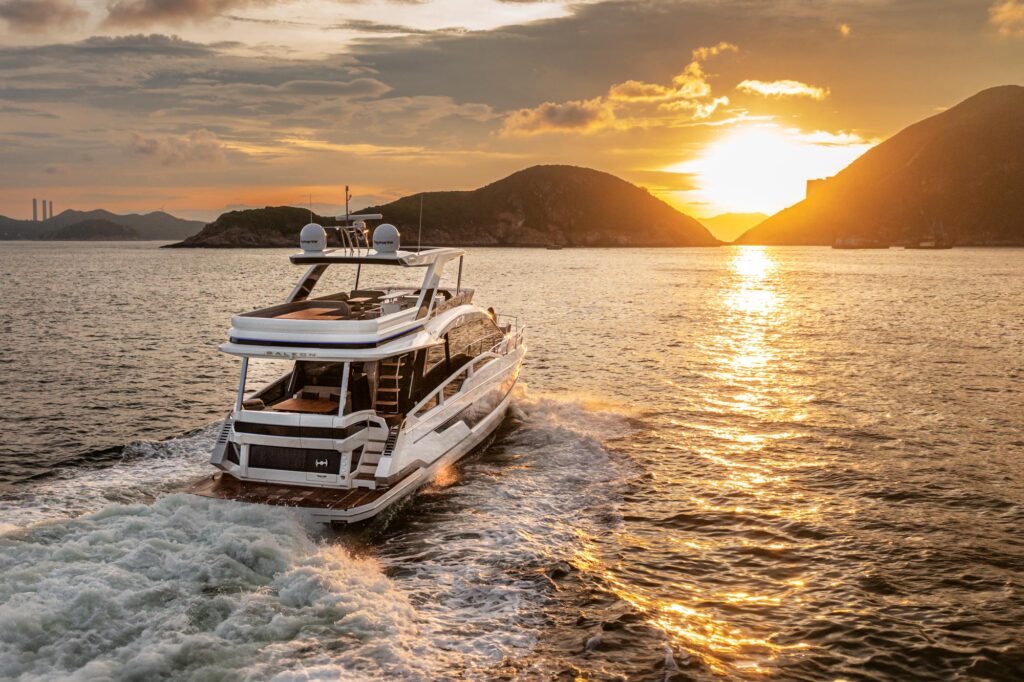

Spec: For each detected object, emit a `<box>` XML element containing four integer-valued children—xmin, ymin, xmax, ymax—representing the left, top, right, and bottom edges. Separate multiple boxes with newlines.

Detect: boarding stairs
<box><xmin>352</xmin><ymin>422</ymin><xmax>402</xmax><ymax>490</ymax></box>
<box><xmin>374</xmin><ymin>356</ymin><xmax>409</xmax><ymax>421</ymax></box>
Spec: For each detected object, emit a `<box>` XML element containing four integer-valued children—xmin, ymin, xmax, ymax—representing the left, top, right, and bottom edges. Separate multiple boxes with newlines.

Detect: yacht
<box><xmin>187</xmin><ymin>216</ymin><xmax>525</xmax><ymax>524</ymax></box>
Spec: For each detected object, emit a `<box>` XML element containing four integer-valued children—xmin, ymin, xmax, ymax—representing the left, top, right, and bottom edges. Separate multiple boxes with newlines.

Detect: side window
<box><xmin>424</xmin><ymin>342</ymin><xmax>447</xmax><ymax>374</ymax></box>
<box><xmin>446</xmin><ymin>315</ymin><xmax>504</xmax><ymax>359</ymax></box>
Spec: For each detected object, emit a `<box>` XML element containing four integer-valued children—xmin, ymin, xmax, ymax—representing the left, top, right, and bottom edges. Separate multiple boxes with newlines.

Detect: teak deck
<box><xmin>185</xmin><ymin>473</ymin><xmax>388</xmax><ymax>510</ymax></box>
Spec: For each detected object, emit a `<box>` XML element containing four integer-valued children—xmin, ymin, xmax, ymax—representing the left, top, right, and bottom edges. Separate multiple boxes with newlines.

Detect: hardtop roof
<box><xmin>289</xmin><ymin>246</ymin><xmax>465</xmax><ymax>267</ymax></box>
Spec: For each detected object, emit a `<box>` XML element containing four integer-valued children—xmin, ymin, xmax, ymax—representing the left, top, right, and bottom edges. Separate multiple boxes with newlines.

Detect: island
<box><xmin>166</xmin><ymin>165</ymin><xmax>721</xmax><ymax>248</ymax></box>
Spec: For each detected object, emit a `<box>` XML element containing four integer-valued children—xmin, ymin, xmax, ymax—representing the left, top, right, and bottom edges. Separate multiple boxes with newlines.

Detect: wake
<box><xmin>0</xmin><ymin>389</ymin><xmax>638</xmax><ymax>680</ymax></box>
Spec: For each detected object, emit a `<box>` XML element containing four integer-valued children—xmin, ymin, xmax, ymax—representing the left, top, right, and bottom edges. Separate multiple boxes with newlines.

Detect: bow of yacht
<box><xmin>185</xmin><ymin>217</ymin><xmax>525</xmax><ymax>524</ymax></box>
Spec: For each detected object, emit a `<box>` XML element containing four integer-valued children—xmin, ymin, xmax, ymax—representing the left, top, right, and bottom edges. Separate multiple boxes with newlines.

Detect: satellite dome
<box><xmin>300</xmin><ymin>223</ymin><xmax>326</xmax><ymax>253</ymax></box>
<box><xmin>373</xmin><ymin>223</ymin><xmax>400</xmax><ymax>254</ymax></box>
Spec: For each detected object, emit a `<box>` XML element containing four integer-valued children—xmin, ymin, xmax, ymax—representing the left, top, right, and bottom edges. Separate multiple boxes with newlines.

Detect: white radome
<box><xmin>300</xmin><ymin>223</ymin><xmax>327</xmax><ymax>253</ymax></box>
<box><xmin>373</xmin><ymin>223</ymin><xmax>400</xmax><ymax>254</ymax></box>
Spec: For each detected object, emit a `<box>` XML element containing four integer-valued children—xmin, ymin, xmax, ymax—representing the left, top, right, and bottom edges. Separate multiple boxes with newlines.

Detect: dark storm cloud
<box><xmin>0</xmin><ymin>0</ymin><xmax>85</xmax><ymax>32</ymax></box>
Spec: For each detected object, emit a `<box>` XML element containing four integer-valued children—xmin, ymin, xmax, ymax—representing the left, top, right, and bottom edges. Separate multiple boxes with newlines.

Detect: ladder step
<box><xmin>377</xmin><ymin>387</ymin><xmax>400</xmax><ymax>393</ymax></box>
<box><xmin>380</xmin><ymin>375</ymin><xmax>403</xmax><ymax>381</ymax></box>
<box><xmin>353</xmin><ymin>476</ymin><xmax>376</xmax><ymax>490</ymax></box>
<box><xmin>376</xmin><ymin>400</ymin><xmax>398</xmax><ymax>406</ymax></box>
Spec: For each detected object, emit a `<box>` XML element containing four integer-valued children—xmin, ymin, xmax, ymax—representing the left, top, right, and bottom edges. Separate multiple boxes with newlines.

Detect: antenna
<box><xmin>417</xmin><ymin>194</ymin><xmax>423</xmax><ymax>253</ymax></box>
<box><xmin>345</xmin><ymin>185</ymin><xmax>350</xmax><ymax>222</ymax></box>
<box><xmin>308</xmin><ymin>193</ymin><xmax>313</xmax><ymax>223</ymax></box>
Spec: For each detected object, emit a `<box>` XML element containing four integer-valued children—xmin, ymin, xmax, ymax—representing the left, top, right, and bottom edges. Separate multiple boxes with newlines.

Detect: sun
<box><xmin>664</xmin><ymin>124</ymin><xmax>874</xmax><ymax>216</ymax></box>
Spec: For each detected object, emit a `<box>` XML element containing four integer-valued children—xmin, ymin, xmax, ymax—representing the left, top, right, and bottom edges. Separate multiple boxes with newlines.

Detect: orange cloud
<box><xmin>501</xmin><ymin>43</ymin><xmax>738</xmax><ymax>136</ymax></box>
<box><xmin>736</xmin><ymin>79</ymin><xmax>830</xmax><ymax>100</ymax></box>
<box><xmin>990</xmin><ymin>0</ymin><xmax>1024</xmax><ymax>36</ymax></box>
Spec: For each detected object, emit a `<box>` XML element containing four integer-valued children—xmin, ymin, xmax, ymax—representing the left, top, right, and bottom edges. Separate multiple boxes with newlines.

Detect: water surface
<box><xmin>1</xmin><ymin>242</ymin><xmax>1022</xmax><ymax>680</ymax></box>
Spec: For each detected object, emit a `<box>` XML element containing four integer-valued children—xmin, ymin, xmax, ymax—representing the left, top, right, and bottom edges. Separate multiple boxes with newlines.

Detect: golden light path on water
<box><xmin>571</xmin><ymin>247</ymin><xmax>818</xmax><ymax>675</ymax></box>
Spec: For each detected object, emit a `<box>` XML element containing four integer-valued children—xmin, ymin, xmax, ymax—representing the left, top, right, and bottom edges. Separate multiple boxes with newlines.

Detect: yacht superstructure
<box><xmin>186</xmin><ymin>216</ymin><xmax>525</xmax><ymax>523</ymax></box>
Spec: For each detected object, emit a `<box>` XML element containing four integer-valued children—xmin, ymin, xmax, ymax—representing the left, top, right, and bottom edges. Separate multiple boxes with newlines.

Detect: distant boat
<box><xmin>905</xmin><ymin>239</ymin><xmax>953</xmax><ymax>250</ymax></box>
<box><xmin>832</xmin><ymin>236</ymin><xmax>890</xmax><ymax>249</ymax></box>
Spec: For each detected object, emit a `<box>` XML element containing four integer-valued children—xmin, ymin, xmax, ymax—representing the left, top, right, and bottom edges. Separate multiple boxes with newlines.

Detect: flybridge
<box><xmin>221</xmin><ymin>215</ymin><xmax>471</xmax><ymax>360</ymax></box>
<box><xmin>289</xmin><ymin>249</ymin><xmax>465</xmax><ymax>266</ymax></box>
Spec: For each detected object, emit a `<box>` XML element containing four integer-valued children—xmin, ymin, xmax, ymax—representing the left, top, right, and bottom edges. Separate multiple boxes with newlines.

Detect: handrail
<box><xmin>405</xmin><ymin>325</ymin><xmax>525</xmax><ymax>422</ymax></box>
<box><xmin>235</xmin><ymin>407</ymin><xmax>388</xmax><ymax>432</ymax></box>
<box><xmin>429</xmin><ymin>290</ymin><xmax>475</xmax><ymax>318</ymax></box>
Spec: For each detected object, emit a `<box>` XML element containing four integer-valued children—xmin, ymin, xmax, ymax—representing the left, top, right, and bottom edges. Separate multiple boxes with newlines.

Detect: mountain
<box><xmin>168</xmin><ymin>207</ymin><xmax>343</xmax><ymax>248</ymax></box>
<box><xmin>700</xmin><ymin>213</ymin><xmax>768</xmax><ymax>242</ymax></box>
<box><xmin>169</xmin><ymin>165</ymin><xmax>720</xmax><ymax>248</ymax></box>
<box><xmin>736</xmin><ymin>85</ymin><xmax>1024</xmax><ymax>246</ymax></box>
<box><xmin>0</xmin><ymin>209</ymin><xmax>203</xmax><ymax>240</ymax></box>
<box><xmin>43</xmin><ymin>219</ymin><xmax>141</xmax><ymax>241</ymax></box>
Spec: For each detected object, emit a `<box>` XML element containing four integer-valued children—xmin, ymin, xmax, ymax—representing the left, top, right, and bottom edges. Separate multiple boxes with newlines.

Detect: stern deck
<box><xmin>186</xmin><ymin>472</ymin><xmax>389</xmax><ymax>510</ymax></box>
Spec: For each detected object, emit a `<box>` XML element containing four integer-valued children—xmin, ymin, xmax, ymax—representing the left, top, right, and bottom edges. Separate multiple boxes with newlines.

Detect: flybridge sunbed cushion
<box><xmin>269</xmin><ymin>398</ymin><xmax>339</xmax><ymax>414</ymax></box>
<box><xmin>275</xmin><ymin>303</ymin><xmax>350</xmax><ymax>320</ymax></box>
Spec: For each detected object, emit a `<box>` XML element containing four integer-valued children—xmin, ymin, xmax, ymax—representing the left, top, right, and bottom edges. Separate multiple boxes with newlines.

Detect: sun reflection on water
<box><xmin>583</xmin><ymin>247</ymin><xmax>819</xmax><ymax>675</ymax></box>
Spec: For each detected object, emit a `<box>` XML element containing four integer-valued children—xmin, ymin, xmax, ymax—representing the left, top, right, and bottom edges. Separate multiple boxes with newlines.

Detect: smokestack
<box><xmin>49</xmin><ymin>200</ymin><xmax>53</xmax><ymax>219</ymax></box>
<box><xmin>33</xmin><ymin>198</ymin><xmax>38</xmax><ymax>222</ymax></box>
<box><xmin>41</xmin><ymin>199</ymin><xmax>46</xmax><ymax>221</ymax></box>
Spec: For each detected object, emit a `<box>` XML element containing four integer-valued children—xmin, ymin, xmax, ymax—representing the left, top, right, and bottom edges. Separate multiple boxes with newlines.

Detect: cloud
<box><xmin>990</xmin><ymin>0</ymin><xmax>1024</xmax><ymax>36</ymax></box>
<box><xmin>691</xmin><ymin>41</ymin><xmax>738</xmax><ymax>61</ymax></box>
<box><xmin>0</xmin><ymin>0</ymin><xmax>85</xmax><ymax>32</ymax></box>
<box><xmin>501</xmin><ymin>42</ymin><xmax>738</xmax><ymax>136</ymax></box>
<box><xmin>736</xmin><ymin>79</ymin><xmax>829</xmax><ymax>100</ymax></box>
<box><xmin>500</xmin><ymin>96</ymin><xmax>610</xmax><ymax>135</ymax></box>
<box><xmin>129</xmin><ymin>128</ymin><xmax>228</xmax><ymax>164</ymax></box>
<box><xmin>105</xmin><ymin>0</ymin><xmax>263</xmax><ymax>26</ymax></box>
<box><xmin>334</xmin><ymin>19</ymin><xmax>468</xmax><ymax>36</ymax></box>
<box><xmin>249</xmin><ymin>78</ymin><xmax>391</xmax><ymax>98</ymax></box>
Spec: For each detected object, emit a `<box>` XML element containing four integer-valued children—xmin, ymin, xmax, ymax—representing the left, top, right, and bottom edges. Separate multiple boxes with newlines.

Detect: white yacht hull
<box><xmin>187</xmin><ymin>345</ymin><xmax>523</xmax><ymax>524</ymax></box>
<box><xmin>315</xmin><ymin>382</ymin><xmax>516</xmax><ymax>524</ymax></box>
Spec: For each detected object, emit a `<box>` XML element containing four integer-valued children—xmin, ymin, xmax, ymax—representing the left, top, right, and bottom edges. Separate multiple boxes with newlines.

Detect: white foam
<box><xmin>0</xmin><ymin>390</ymin><xmax>637</xmax><ymax>679</ymax></box>
<box><xmin>0</xmin><ymin>495</ymin><xmax>439</xmax><ymax>681</ymax></box>
<box><xmin>374</xmin><ymin>389</ymin><xmax>638</xmax><ymax>674</ymax></box>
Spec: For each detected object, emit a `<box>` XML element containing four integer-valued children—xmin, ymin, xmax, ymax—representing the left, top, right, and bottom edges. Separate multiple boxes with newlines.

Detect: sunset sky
<box><xmin>1</xmin><ymin>0</ymin><xmax>1022</xmax><ymax>232</ymax></box>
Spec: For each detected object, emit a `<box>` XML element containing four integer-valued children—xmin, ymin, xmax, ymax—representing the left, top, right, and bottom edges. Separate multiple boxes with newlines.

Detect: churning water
<box><xmin>1</xmin><ymin>242</ymin><xmax>1022</xmax><ymax>680</ymax></box>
